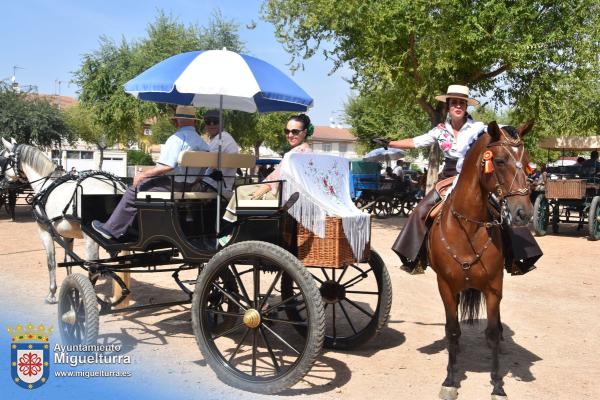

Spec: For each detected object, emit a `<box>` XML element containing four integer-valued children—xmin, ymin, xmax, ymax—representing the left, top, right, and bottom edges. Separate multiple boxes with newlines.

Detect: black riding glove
<box><xmin>372</xmin><ymin>137</ymin><xmax>390</xmax><ymax>150</ymax></box>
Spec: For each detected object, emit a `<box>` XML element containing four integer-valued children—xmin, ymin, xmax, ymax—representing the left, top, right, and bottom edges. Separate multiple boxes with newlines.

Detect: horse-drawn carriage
<box><xmin>350</xmin><ymin>160</ymin><xmax>419</xmax><ymax>218</ymax></box>
<box><xmin>49</xmin><ymin>150</ymin><xmax>389</xmax><ymax>393</ymax></box>
<box><xmin>532</xmin><ymin>136</ymin><xmax>600</xmax><ymax>240</ymax></box>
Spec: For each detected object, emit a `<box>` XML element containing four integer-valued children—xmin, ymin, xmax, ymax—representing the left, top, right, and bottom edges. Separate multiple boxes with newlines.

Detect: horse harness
<box><xmin>435</xmin><ymin>126</ymin><xmax>530</xmax><ymax>283</ymax></box>
<box><xmin>3</xmin><ymin>144</ymin><xmax>125</xmax><ymax>242</ymax></box>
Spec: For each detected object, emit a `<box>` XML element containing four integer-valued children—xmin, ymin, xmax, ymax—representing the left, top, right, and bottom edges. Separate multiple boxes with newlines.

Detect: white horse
<box><xmin>1</xmin><ymin>138</ymin><xmax>125</xmax><ymax>303</ymax></box>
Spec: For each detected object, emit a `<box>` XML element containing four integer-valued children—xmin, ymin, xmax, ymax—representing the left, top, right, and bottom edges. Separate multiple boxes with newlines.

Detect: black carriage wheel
<box><xmin>551</xmin><ymin>204</ymin><xmax>560</xmax><ymax>233</ymax></box>
<box><xmin>354</xmin><ymin>197</ymin><xmax>367</xmax><ymax>210</ymax></box>
<box><xmin>373</xmin><ymin>196</ymin><xmax>392</xmax><ymax>219</ymax></box>
<box><xmin>533</xmin><ymin>194</ymin><xmax>549</xmax><ymax>236</ymax></box>
<box><xmin>192</xmin><ymin>241</ymin><xmax>325</xmax><ymax>394</ymax></box>
<box><xmin>391</xmin><ymin>196</ymin><xmax>403</xmax><ymax>216</ymax></box>
<box><xmin>588</xmin><ymin>196</ymin><xmax>600</xmax><ymax>241</ymax></box>
<box><xmin>401</xmin><ymin>199</ymin><xmax>416</xmax><ymax>216</ymax></box>
<box><xmin>57</xmin><ymin>273</ymin><xmax>99</xmax><ymax>345</ymax></box>
<box><xmin>25</xmin><ymin>193</ymin><xmax>34</xmax><ymax>205</ymax></box>
<box><xmin>281</xmin><ymin>250</ymin><xmax>392</xmax><ymax>350</ymax></box>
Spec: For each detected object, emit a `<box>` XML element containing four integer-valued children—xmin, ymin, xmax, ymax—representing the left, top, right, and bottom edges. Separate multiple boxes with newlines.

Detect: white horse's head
<box><xmin>0</xmin><ymin>137</ymin><xmax>18</xmax><ymax>182</ymax></box>
<box><xmin>2</xmin><ymin>140</ymin><xmax>56</xmax><ymax>184</ymax></box>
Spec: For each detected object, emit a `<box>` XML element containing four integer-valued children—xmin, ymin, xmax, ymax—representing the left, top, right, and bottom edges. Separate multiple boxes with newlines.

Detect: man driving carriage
<box><xmin>92</xmin><ymin>105</ymin><xmax>210</xmax><ymax>240</ymax></box>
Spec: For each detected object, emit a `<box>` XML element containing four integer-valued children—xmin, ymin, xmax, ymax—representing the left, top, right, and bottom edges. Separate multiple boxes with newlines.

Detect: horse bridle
<box><xmin>1</xmin><ymin>144</ymin><xmax>26</xmax><ymax>182</ymax></box>
<box><xmin>485</xmin><ymin>128</ymin><xmax>530</xmax><ymax>224</ymax></box>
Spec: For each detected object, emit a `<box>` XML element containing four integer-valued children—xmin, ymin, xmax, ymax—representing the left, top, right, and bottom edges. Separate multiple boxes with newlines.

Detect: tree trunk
<box><xmin>425</xmin><ymin>109</ymin><xmax>444</xmax><ymax>192</ymax></box>
<box><xmin>253</xmin><ymin>141</ymin><xmax>262</xmax><ymax>175</ymax></box>
<box><xmin>98</xmin><ymin>147</ymin><xmax>104</xmax><ymax>170</ymax></box>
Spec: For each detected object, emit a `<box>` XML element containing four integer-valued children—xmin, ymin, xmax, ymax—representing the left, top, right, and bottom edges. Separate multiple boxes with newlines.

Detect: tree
<box><xmin>263</xmin><ymin>0</ymin><xmax>600</xmax><ymax>186</ymax></box>
<box><xmin>73</xmin><ymin>11</ymin><xmax>245</xmax><ymax>147</ymax></box>
<box><xmin>64</xmin><ymin>104</ymin><xmax>112</xmax><ymax>169</ymax></box>
<box><xmin>0</xmin><ymin>84</ymin><xmax>73</xmax><ymax>147</ymax></box>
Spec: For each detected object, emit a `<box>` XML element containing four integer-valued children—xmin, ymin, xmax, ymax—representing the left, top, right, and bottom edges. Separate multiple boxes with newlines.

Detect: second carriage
<box><xmin>350</xmin><ymin>160</ymin><xmax>420</xmax><ymax>218</ymax></box>
<box><xmin>532</xmin><ymin>135</ymin><xmax>600</xmax><ymax>240</ymax></box>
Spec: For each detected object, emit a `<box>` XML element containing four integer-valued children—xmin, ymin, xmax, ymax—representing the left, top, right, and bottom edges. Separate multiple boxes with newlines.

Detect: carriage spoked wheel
<box><xmin>588</xmin><ymin>196</ymin><xmax>600</xmax><ymax>241</ymax></box>
<box><xmin>390</xmin><ymin>196</ymin><xmax>403</xmax><ymax>216</ymax></box>
<box><xmin>281</xmin><ymin>250</ymin><xmax>392</xmax><ymax>350</ymax></box>
<box><xmin>57</xmin><ymin>273</ymin><xmax>99</xmax><ymax>345</ymax></box>
<box><xmin>551</xmin><ymin>204</ymin><xmax>560</xmax><ymax>233</ymax></box>
<box><xmin>533</xmin><ymin>194</ymin><xmax>549</xmax><ymax>236</ymax></box>
<box><xmin>192</xmin><ymin>241</ymin><xmax>325</xmax><ymax>394</ymax></box>
<box><xmin>373</xmin><ymin>196</ymin><xmax>392</xmax><ymax>219</ymax></box>
<box><xmin>400</xmin><ymin>199</ymin><xmax>416</xmax><ymax>216</ymax></box>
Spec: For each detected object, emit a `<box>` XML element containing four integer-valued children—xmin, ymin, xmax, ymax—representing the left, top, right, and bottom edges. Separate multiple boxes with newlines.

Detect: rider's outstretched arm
<box><xmin>388</xmin><ymin>138</ymin><xmax>416</xmax><ymax>149</ymax></box>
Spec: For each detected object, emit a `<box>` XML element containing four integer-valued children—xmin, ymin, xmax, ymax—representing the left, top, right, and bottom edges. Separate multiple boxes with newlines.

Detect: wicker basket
<box><xmin>546</xmin><ymin>179</ymin><xmax>587</xmax><ymax>199</ymax></box>
<box><xmin>296</xmin><ymin>217</ymin><xmax>370</xmax><ymax>268</ymax></box>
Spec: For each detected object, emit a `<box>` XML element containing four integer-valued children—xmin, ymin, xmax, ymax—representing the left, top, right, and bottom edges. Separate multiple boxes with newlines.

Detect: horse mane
<box><xmin>18</xmin><ymin>145</ymin><xmax>56</xmax><ymax>177</ymax></box>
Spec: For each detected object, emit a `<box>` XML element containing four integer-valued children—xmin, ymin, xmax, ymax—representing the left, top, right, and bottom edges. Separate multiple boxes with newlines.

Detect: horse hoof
<box><xmin>491</xmin><ymin>395</ymin><xmax>508</xmax><ymax>400</ymax></box>
<box><xmin>45</xmin><ymin>296</ymin><xmax>57</xmax><ymax>304</ymax></box>
<box><xmin>439</xmin><ymin>386</ymin><xmax>458</xmax><ymax>400</ymax></box>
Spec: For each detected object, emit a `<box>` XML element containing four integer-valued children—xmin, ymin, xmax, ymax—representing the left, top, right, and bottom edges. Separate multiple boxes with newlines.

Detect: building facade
<box><xmin>307</xmin><ymin>125</ymin><xmax>359</xmax><ymax>159</ymax></box>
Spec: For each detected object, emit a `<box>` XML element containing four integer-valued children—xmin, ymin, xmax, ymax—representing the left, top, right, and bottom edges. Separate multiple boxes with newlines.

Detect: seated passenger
<box><xmin>92</xmin><ymin>105</ymin><xmax>209</xmax><ymax>240</ymax></box>
<box><xmin>223</xmin><ymin>114</ymin><xmax>313</xmax><ymax>223</ymax></box>
<box><xmin>199</xmin><ymin>110</ymin><xmax>240</xmax><ymax>198</ymax></box>
<box><xmin>581</xmin><ymin>150</ymin><xmax>599</xmax><ymax>178</ymax></box>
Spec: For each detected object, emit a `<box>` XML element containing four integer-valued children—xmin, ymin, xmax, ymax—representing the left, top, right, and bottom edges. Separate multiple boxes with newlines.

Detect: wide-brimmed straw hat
<box><xmin>435</xmin><ymin>85</ymin><xmax>479</xmax><ymax>106</ymax></box>
<box><xmin>171</xmin><ymin>105</ymin><xmax>200</xmax><ymax>120</ymax></box>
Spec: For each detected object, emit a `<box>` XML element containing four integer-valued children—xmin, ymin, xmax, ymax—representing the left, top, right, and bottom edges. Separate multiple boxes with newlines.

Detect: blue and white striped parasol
<box><xmin>124</xmin><ymin>49</ymin><xmax>313</xmax><ymax>113</ymax></box>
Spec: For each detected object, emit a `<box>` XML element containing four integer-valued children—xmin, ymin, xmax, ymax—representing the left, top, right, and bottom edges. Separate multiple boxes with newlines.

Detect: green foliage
<box><xmin>127</xmin><ymin>149</ymin><xmax>154</xmax><ymax>166</ymax></box>
<box><xmin>147</xmin><ymin>115</ymin><xmax>176</xmax><ymax>145</ymax></box>
<box><xmin>264</xmin><ymin>0</ymin><xmax>600</xmax><ymax>165</ymax></box>
<box><xmin>73</xmin><ymin>10</ymin><xmax>244</xmax><ymax>146</ymax></box>
<box><xmin>64</xmin><ymin>104</ymin><xmax>111</xmax><ymax>148</ymax></box>
<box><xmin>0</xmin><ymin>85</ymin><xmax>73</xmax><ymax>147</ymax></box>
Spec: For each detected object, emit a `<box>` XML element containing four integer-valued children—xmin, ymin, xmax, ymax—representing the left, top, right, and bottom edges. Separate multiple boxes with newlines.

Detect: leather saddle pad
<box><xmin>426</xmin><ymin>177</ymin><xmax>455</xmax><ymax>223</ymax></box>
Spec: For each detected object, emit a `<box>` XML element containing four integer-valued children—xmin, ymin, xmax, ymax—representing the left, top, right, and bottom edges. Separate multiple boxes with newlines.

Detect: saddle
<box><xmin>425</xmin><ymin>177</ymin><xmax>454</xmax><ymax>223</ymax></box>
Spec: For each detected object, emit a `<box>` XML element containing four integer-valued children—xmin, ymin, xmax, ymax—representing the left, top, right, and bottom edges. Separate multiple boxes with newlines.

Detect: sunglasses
<box><xmin>204</xmin><ymin>118</ymin><xmax>219</xmax><ymax>125</ymax></box>
<box><xmin>284</xmin><ymin>128</ymin><xmax>305</xmax><ymax>136</ymax></box>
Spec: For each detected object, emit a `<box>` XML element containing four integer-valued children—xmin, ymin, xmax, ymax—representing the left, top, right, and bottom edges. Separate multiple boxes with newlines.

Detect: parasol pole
<box><xmin>215</xmin><ymin>95</ymin><xmax>224</xmax><ymax>238</ymax></box>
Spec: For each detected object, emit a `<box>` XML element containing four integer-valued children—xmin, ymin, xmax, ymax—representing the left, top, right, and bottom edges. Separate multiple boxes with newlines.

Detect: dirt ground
<box><xmin>1</xmin><ymin>204</ymin><xmax>599</xmax><ymax>399</ymax></box>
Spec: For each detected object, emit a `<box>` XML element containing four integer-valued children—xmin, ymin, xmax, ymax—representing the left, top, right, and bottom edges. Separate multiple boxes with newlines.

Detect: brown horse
<box><xmin>428</xmin><ymin>121</ymin><xmax>534</xmax><ymax>400</ymax></box>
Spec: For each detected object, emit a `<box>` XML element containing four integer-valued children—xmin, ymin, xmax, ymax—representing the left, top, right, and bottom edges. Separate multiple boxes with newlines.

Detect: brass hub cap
<box><xmin>61</xmin><ymin>310</ymin><xmax>77</xmax><ymax>325</ymax></box>
<box><xmin>243</xmin><ymin>309</ymin><xmax>261</xmax><ymax>328</ymax></box>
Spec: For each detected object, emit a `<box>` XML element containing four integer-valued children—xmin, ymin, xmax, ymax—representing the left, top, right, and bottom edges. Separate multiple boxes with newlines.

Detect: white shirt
<box><xmin>158</xmin><ymin>126</ymin><xmax>210</xmax><ymax>183</ymax></box>
<box><xmin>392</xmin><ymin>165</ymin><xmax>404</xmax><ymax>178</ymax></box>
<box><xmin>412</xmin><ymin>116</ymin><xmax>485</xmax><ymax>173</ymax></box>
<box><xmin>203</xmin><ymin>130</ymin><xmax>240</xmax><ymax>194</ymax></box>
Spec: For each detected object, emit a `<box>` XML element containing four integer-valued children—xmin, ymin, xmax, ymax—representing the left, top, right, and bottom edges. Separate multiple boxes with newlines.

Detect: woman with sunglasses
<box><xmin>223</xmin><ymin>114</ymin><xmax>313</xmax><ymax>223</ymax></box>
<box><xmin>375</xmin><ymin>84</ymin><xmax>540</xmax><ymax>276</ymax></box>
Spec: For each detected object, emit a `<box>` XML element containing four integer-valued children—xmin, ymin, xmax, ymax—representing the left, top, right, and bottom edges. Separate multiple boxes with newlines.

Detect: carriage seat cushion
<box><xmin>136</xmin><ymin>191</ymin><xmax>218</xmax><ymax>200</ymax></box>
<box><xmin>237</xmin><ymin>199</ymin><xmax>279</xmax><ymax>208</ymax></box>
<box><xmin>177</xmin><ymin>151</ymin><xmax>256</xmax><ymax>169</ymax></box>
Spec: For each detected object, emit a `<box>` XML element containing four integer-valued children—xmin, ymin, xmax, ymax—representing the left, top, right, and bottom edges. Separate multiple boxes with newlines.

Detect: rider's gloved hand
<box><xmin>372</xmin><ymin>137</ymin><xmax>390</xmax><ymax>150</ymax></box>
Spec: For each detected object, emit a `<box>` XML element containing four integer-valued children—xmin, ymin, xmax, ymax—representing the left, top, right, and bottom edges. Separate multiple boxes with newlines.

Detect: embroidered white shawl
<box><xmin>281</xmin><ymin>153</ymin><xmax>370</xmax><ymax>260</ymax></box>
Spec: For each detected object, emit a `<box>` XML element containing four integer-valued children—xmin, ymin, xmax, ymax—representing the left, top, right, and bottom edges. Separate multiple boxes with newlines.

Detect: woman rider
<box><xmin>374</xmin><ymin>85</ymin><xmax>541</xmax><ymax>275</ymax></box>
<box><xmin>223</xmin><ymin>114</ymin><xmax>313</xmax><ymax>223</ymax></box>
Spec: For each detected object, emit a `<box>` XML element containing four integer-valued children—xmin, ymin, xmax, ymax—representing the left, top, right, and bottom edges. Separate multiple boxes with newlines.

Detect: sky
<box><xmin>0</xmin><ymin>0</ymin><xmax>353</xmax><ymax>126</ymax></box>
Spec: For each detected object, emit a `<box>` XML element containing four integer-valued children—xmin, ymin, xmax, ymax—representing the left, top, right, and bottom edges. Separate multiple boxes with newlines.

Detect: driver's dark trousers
<box><xmin>103</xmin><ymin>176</ymin><xmax>187</xmax><ymax>238</ymax></box>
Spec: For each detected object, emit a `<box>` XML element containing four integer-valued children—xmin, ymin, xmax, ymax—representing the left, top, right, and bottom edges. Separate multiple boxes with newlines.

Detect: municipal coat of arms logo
<box><xmin>8</xmin><ymin>323</ymin><xmax>53</xmax><ymax>389</ymax></box>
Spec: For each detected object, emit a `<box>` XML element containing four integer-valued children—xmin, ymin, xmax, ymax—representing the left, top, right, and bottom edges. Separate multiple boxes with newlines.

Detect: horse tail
<box><xmin>459</xmin><ymin>288</ymin><xmax>483</xmax><ymax>325</ymax></box>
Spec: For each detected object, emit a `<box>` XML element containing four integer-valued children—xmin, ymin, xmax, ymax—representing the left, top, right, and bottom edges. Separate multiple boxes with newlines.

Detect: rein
<box><xmin>435</xmin><ymin>126</ymin><xmax>529</xmax><ymax>279</ymax></box>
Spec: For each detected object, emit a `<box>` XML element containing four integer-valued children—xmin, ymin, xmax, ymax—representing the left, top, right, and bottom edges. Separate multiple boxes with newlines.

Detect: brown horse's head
<box><xmin>480</xmin><ymin>121</ymin><xmax>534</xmax><ymax>226</ymax></box>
